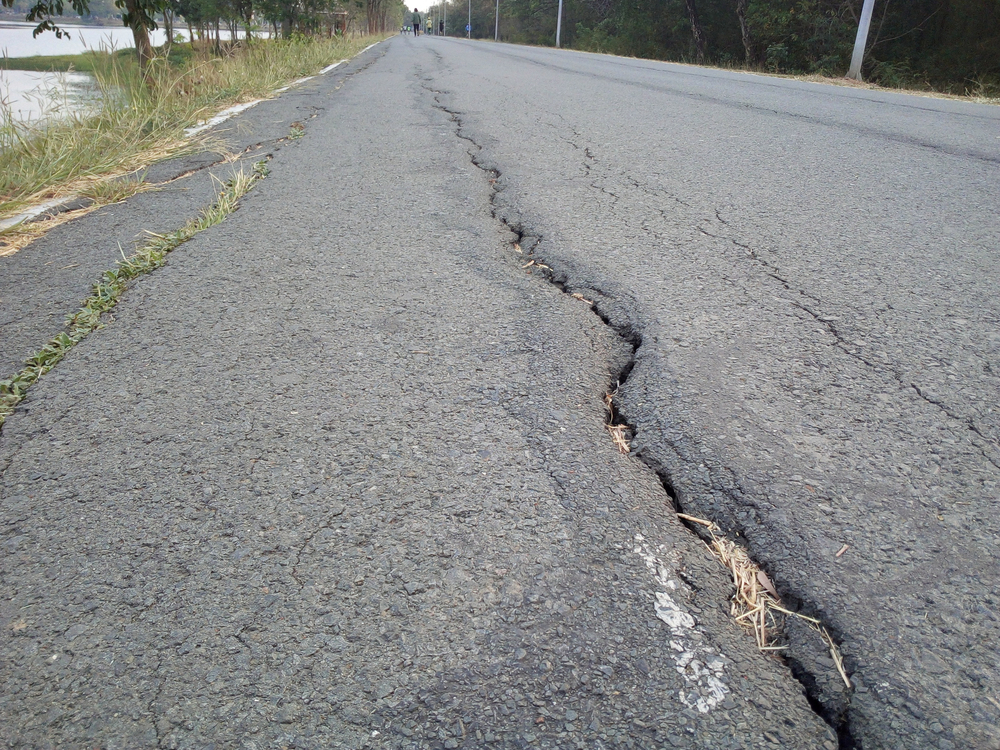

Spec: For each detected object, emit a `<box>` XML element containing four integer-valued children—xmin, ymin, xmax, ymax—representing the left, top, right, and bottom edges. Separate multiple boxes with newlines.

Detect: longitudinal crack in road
<box><xmin>787</xmin><ymin>301</ymin><xmax>1000</xmax><ymax>474</ymax></box>
<box><xmin>424</xmin><ymin>80</ymin><xmax>859</xmax><ymax>748</ymax></box>
<box><xmin>696</xmin><ymin>216</ymin><xmax>1000</xmax><ymax>475</ymax></box>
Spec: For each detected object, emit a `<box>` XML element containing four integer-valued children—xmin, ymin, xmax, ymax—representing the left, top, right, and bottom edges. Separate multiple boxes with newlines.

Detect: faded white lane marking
<box><xmin>0</xmin><ymin>198</ymin><xmax>66</xmax><ymax>232</ymax></box>
<box><xmin>320</xmin><ymin>60</ymin><xmax>347</xmax><ymax>74</ymax></box>
<box><xmin>184</xmin><ymin>100</ymin><xmax>263</xmax><ymax>137</ymax></box>
<box><xmin>634</xmin><ymin>534</ymin><xmax>730</xmax><ymax>713</ymax></box>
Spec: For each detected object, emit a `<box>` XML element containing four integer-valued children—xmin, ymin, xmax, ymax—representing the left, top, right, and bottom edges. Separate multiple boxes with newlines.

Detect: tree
<box><xmin>2</xmin><ymin>0</ymin><xmax>166</xmax><ymax>69</ymax></box>
<box><xmin>119</xmin><ymin>0</ymin><xmax>163</xmax><ymax>69</ymax></box>
<box><xmin>733</xmin><ymin>0</ymin><xmax>754</xmax><ymax>63</ymax></box>
<box><xmin>366</xmin><ymin>0</ymin><xmax>390</xmax><ymax>32</ymax></box>
<box><xmin>255</xmin><ymin>0</ymin><xmax>309</xmax><ymax>37</ymax></box>
<box><xmin>682</xmin><ymin>0</ymin><xmax>706</xmax><ymax>61</ymax></box>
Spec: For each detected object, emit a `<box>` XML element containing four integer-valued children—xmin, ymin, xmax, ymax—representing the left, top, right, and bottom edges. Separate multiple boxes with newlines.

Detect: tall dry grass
<box><xmin>0</xmin><ymin>34</ymin><xmax>378</xmax><ymax>214</ymax></box>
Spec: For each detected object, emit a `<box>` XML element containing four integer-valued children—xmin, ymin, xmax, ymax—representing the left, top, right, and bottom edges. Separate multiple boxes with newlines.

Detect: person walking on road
<box><xmin>411</xmin><ymin>8</ymin><xmax>421</xmax><ymax>35</ymax></box>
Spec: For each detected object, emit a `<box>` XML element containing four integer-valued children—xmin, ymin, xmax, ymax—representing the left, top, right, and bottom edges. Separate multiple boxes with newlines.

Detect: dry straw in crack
<box><xmin>678</xmin><ymin>513</ymin><xmax>851</xmax><ymax>688</ymax></box>
<box><xmin>604</xmin><ymin>389</ymin><xmax>631</xmax><ymax>454</ymax></box>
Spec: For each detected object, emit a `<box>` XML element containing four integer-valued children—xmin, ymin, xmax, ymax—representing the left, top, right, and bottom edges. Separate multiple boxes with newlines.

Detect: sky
<box><xmin>410</xmin><ymin>2</ymin><xmax>452</xmax><ymax>14</ymax></box>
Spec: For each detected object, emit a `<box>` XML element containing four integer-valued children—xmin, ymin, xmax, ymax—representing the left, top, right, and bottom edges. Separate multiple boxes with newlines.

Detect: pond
<box><xmin>1</xmin><ymin>19</ymin><xmax>176</xmax><ymax>57</ymax></box>
<box><xmin>1</xmin><ymin>20</ymin><xmax>180</xmax><ymax>126</ymax></box>
<box><xmin>1</xmin><ymin>21</ymin><xmax>271</xmax><ymax>128</ymax></box>
<box><xmin>2</xmin><ymin>20</ymin><xmax>271</xmax><ymax>129</ymax></box>
<box><xmin>1</xmin><ymin>68</ymin><xmax>98</xmax><ymax>124</ymax></box>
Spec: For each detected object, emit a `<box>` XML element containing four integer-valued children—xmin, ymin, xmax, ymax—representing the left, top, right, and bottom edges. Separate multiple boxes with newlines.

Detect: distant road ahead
<box><xmin>417</xmin><ymin>38</ymin><xmax>1000</xmax><ymax>750</ymax></box>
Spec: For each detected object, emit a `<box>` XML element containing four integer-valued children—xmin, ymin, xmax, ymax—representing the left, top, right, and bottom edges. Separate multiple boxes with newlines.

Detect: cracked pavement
<box><xmin>1</xmin><ymin>40</ymin><xmax>835</xmax><ymax>749</ymax></box>
<box><xmin>1</xmin><ymin>36</ymin><xmax>998</xmax><ymax>750</ymax></box>
<box><xmin>420</xmin><ymin>40</ymin><xmax>1000</xmax><ymax>749</ymax></box>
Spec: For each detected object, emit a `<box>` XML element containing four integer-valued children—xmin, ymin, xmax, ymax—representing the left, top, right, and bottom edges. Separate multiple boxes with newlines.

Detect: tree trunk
<box><xmin>123</xmin><ymin>0</ymin><xmax>153</xmax><ymax>70</ymax></box>
<box><xmin>734</xmin><ymin>0</ymin><xmax>754</xmax><ymax>64</ymax></box>
<box><xmin>683</xmin><ymin>0</ymin><xmax>706</xmax><ymax>63</ymax></box>
<box><xmin>163</xmin><ymin>9</ymin><xmax>173</xmax><ymax>50</ymax></box>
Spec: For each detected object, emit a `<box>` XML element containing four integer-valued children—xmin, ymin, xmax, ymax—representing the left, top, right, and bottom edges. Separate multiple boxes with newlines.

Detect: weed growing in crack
<box><xmin>0</xmin><ymin>159</ymin><xmax>269</xmax><ymax>430</ymax></box>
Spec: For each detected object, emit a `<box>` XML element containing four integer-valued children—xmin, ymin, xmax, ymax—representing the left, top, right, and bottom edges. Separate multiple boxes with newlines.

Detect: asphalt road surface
<box><xmin>1</xmin><ymin>37</ymin><xmax>998</xmax><ymax>750</ymax></box>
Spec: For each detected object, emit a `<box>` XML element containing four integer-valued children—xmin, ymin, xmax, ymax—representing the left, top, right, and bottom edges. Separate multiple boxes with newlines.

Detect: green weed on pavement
<box><xmin>0</xmin><ymin>160</ymin><xmax>269</xmax><ymax>429</ymax></box>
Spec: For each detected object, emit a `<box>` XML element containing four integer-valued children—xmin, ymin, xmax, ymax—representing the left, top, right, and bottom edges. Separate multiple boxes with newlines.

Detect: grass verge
<box><xmin>0</xmin><ymin>159</ymin><xmax>269</xmax><ymax>429</ymax></box>
<box><xmin>1</xmin><ymin>34</ymin><xmax>381</xmax><ymax>215</ymax></box>
<box><xmin>780</xmin><ymin>71</ymin><xmax>1000</xmax><ymax>105</ymax></box>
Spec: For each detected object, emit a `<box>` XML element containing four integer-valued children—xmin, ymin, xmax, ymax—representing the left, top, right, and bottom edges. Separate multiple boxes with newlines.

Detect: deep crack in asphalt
<box><xmin>423</xmin><ymin>78</ymin><xmax>857</xmax><ymax>748</ymax></box>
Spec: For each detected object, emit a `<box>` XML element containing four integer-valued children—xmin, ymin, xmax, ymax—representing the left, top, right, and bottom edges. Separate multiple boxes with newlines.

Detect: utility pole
<box><xmin>847</xmin><ymin>0</ymin><xmax>876</xmax><ymax>80</ymax></box>
<box><xmin>555</xmin><ymin>0</ymin><xmax>563</xmax><ymax>48</ymax></box>
<box><xmin>494</xmin><ymin>0</ymin><xmax>499</xmax><ymax>41</ymax></box>
<box><xmin>443</xmin><ymin>0</ymin><xmax>447</xmax><ymax>35</ymax></box>
<box><xmin>468</xmin><ymin>0</ymin><xmax>471</xmax><ymax>38</ymax></box>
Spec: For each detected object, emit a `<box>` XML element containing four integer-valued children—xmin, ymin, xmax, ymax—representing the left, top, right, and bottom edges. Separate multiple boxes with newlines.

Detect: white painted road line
<box><xmin>184</xmin><ymin>100</ymin><xmax>264</xmax><ymax>137</ymax></box>
<box><xmin>0</xmin><ymin>197</ymin><xmax>66</xmax><ymax>232</ymax></box>
<box><xmin>633</xmin><ymin>534</ymin><xmax>731</xmax><ymax>714</ymax></box>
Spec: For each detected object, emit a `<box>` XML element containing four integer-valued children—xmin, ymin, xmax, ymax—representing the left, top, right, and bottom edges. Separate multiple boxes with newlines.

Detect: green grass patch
<box><xmin>0</xmin><ymin>34</ymin><xmax>381</xmax><ymax>214</ymax></box>
<box><xmin>1</xmin><ymin>45</ymin><xmax>193</xmax><ymax>72</ymax></box>
<box><xmin>0</xmin><ymin>159</ymin><xmax>269</xmax><ymax>429</ymax></box>
<box><xmin>0</xmin><ymin>49</ymin><xmax>126</xmax><ymax>73</ymax></box>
